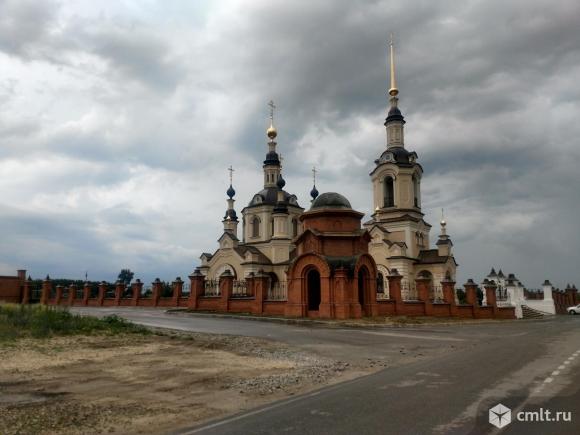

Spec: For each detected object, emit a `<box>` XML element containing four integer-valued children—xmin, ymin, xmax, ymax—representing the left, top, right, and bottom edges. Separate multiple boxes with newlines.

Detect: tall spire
<box><xmin>388</xmin><ymin>33</ymin><xmax>398</xmax><ymax>97</ymax></box>
<box><xmin>385</xmin><ymin>34</ymin><xmax>405</xmax><ymax>149</ymax></box>
<box><xmin>263</xmin><ymin>99</ymin><xmax>281</xmax><ymax>188</ymax></box>
<box><xmin>440</xmin><ymin>208</ymin><xmax>446</xmax><ymax>236</ymax></box>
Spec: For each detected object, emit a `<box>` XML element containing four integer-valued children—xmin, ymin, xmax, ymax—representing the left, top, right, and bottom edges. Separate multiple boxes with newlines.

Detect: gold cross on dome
<box><xmin>268</xmin><ymin>100</ymin><xmax>276</xmax><ymax>121</ymax></box>
<box><xmin>228</xmin><ymin>165</ymin><xmax>234</xmax><ymax>184</ymax></box>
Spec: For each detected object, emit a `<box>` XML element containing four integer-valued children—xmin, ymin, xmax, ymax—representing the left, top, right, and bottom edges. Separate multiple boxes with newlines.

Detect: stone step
<box><xmin>521</xmin><ymin>305</ymin><xmax>546</xmax><ymax>319</ymax></box>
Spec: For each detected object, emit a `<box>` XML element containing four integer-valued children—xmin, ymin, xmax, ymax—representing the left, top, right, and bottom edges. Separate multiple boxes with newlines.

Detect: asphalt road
<box><xmin>72</xmin><ymin>308</ymin><xmax>580</xmax><ymax>434</ymax></box>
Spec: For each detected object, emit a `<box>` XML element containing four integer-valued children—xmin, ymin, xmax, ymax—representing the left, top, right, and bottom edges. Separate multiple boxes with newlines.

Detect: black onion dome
<box><xmin>384</xmin><ymin>105</ymin><xmax>405</xmax><ymax>125</ymax></box>
<box><xmin>223</xmin><ymin>208</ymin><xmax>238</xmax><ymax>220</ymax></box>
<box><xmin>310</xmin><ymin>185</ymin><xmax>319</xmax><ymax>200</ymax></box>
<box><xmin>377</xmin><ymin>146</ymin><xmax>412</xmax><ymax>166</ymax></box>
<box><xmin>276</xmin><ymin>175</ymin><xmax>286</xmax><ymax>189</ymax></box>
<box><xmin>248</xmin><ymin>188</ymin><xmax>300</xmax><ymax>207</ymax></box>
<box><xmin>226</xmin><ymin>184</ymin><xmax>236</xmax><ymax>199</ymax></box>
<box><xmin>263</xmin><ymin>151</ymin><xmax>280</xmax><ymax>165</ymax></box>
<box><xmin>311</xmin><ymin>192</ymin><xmax>352</xmax><ymax>210</ymax></box>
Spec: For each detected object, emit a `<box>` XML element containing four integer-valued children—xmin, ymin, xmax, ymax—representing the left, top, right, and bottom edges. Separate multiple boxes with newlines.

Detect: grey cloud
<box><xmin>0</xmin><ymin>1</ymin><xmax>579</xmax><ymax>289</ymax></box>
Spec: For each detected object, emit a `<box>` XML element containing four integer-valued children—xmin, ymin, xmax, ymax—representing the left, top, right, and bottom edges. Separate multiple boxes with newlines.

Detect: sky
<box><xmin>0</xmin><ymin>0</ymin><xmax>579</xmax><ymax>288</ymax></box>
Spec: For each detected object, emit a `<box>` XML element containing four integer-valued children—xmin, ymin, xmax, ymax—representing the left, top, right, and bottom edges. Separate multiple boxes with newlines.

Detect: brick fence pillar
<box><xmin>484</xmin><ymin>280</ymin><xmax>498</xmax><ymax>317</ymax></box>
<box><xmin>464</xmin><ymin>279</ymin><xmax>479</xmax><ymax>318</ymax></box>
<box><xmin>131</xmin><ymin>279</ymin><xmax>143</xmax><ymax>306</ymax></box>
<box><xmin>83</xmin><ymin>282</ymin><xmax>90</xmax><ymax>306</ymax></box>
<box><xmin>188</xmin><ymin>270</ymin><xmax>205</xmax><ymax>310</ymax></box>
<box><xmin>97</xmin><ymin>281</ymin><xmax>106</xmax><ymax>306</ymax></box>
<box><xmin>114</xmin><ymin>281</ymin><xmax>123</xmax><ymax>306</ymax></box>
<box><xmin>441</xmin><ymin>278</ymin><xmax>457</xmax><ymax>316</ymax></box>
<box><xmin>566</xmin><ymin>286</ymin><xmax>578</xmax><ymax>306</ymax></box>
<box><xmin>152</xmin><ymin>278</ymin><xmax>162</xmax><ymax>307</ymax></box>
<box><xmin>172</xmin><ymin>277</ymin><xmax>183</xmax><ymax>306</ymax></box>
<box><xmin>252</xmin><ymin>272</ymin><xmax>269</xmax><ymax>315</ymax></box>
<box><xmin>416</xmin><ymin>276</ymin><xmax>432</xmax><ymax>316</ymax></box>
<box><xmin>55</xmin><ymin>285</ymin><xmax>63</xmax><ymax>306</ymax></box>
<box><xmin>219</xmin><ymin>270</ymin><xmax>234</xmax><ymax>312</ymax></box>
<box><xmin>387</xmin><ymin>269</ymin><xmax>403</xmax><ymax>315</ymax></box>
<box><xmin>22</xmin><ymin>278</ymin><xmax>31</xmax><ymax>305</ymax></box>
<box><xmin>41</xmin><ymin>276</ymin><xmax>51</xmax><ymax>305</ymax></box>
<box><xmin>68</xmin><ymin>284</ymin><xmax>76</xmax><ymax>306</ymax></box>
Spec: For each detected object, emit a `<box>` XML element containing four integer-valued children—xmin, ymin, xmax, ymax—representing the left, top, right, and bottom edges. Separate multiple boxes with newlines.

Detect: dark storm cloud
<box><xmin>0</xmin><ymin>0</ymin><xmax>579</xmax><ymax>288</ymax></box>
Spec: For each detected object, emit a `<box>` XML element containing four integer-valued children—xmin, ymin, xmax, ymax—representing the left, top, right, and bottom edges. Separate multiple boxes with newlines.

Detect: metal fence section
<box><xmin>181</xmin><ymin>283</ymin><xmax>191</xmax><ymax>297</ymax></box>
<box><xmin>232</xmin><ymin>280</ymin><xmax>249</xmax><ymax>297</ymax></box>
<box><xmin>203</xmin><ymin>280</ymin><xmax>220</xmax><ymax>297</ymax></box>
<box><xmin>30</xmin><ymin>287</ymin><xmax>42</xmax><ymax>303</ymax></box>
<box><xmin>267</xmin><ymin>281</ymin><xmax>287</xmax><ymax>301</ymax></box>
<box><xmin>496</xmin><ymin>290</ymin><xmax>512</xmax><ymax>307</ymax></box>
<box><xmin>431</xmin><ymin>285</ymin><xmax>445</xmax><ymax>303</ymax></box>
<box><xmin>76</xmin><ymin>288</ymin><xmax>84</xmax><ymax>299</ymax></box>
<box><xmin>401</xmin><ymin>280</ymin><xmax>418</xmax><ymax>301</ymax></box>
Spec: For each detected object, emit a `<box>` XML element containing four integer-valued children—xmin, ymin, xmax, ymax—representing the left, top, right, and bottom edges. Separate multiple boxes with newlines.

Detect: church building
<box><xmin>195</xmin><ymin>39</ymin><xmax>457</xmax><ymax>313</ymax></box>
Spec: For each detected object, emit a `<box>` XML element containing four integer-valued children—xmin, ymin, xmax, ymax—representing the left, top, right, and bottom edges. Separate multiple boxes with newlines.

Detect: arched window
<box><xmin>384</xmin><ymin>176</ymin><xmax>394</xmax><ymax>207</ymax></box>
<box><xmin>292</xmin><ymin>218</ymin><xmax>298</xmax><ymax>237</ymax></box>
<box><xmin>377</xmin><ymin>272</ymin><xmax>385</xmax><ymax>293</ymax></box>
<box><xmin>413</xmin><ymin>175</ymin><xmax>419</xmax><ymax>207</ymax></box>
<box><xmin>251</xmin><ymin>217</ymin><xmax>260</xmax><ymax>238</ymax></box>
<box><xmin>270</xmin><ymin>219</ymin><xmax>274</xmax><ymax>237</ymax></box>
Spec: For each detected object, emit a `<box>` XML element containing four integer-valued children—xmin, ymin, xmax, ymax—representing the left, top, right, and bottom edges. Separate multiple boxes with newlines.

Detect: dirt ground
<box><xmin>0</xmin><ymin>330</ymin><xmax>369</xmax><ymax>435</ymax></box>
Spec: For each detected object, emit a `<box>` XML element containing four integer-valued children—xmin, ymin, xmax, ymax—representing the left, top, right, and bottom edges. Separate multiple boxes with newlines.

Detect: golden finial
<box><xmin>388</xmin><ymin>33</ymin><xmax>399</xmax><ymax>97</ymax></box>
<box><xmin>267</xmin><ymin>100</ymin><xmax>277</xmax><ymax>139</ymax></box>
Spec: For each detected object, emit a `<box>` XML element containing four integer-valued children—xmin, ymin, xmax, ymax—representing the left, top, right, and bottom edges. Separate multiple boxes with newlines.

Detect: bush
<box><xmin>0</xmin><ymin>304</ymin><xmax>149</xmax><ymax>341</ymax></box>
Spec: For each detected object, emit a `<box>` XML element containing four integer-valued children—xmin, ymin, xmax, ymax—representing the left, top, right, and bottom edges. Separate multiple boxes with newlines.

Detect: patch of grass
<box><xmin>0</xmin><ymin>304</ymin><xmax>149</xmax><ymax>342</ymax></box>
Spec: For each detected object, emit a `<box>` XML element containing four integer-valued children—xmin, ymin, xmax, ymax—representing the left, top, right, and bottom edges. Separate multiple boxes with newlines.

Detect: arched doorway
<box><xmin>358</xmin><ymin>267</ymin><xmax>369</xmax><ymax>308</ymax></box>
<box><xmin>307</xmin><ymin>269</ymin><xmax>321</xmax><ymax>311</ymax></box>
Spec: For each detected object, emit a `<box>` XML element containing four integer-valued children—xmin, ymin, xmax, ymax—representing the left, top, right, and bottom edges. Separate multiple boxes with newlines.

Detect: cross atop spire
<box><xmin>312</xmin><ymin>166</ymin><xmax>317</xmax><ymax>185</ymax></box>
<box><xmin>440</xmin><ymin>208</ymin><xmax>447</xmax><ymax>235</ymax></box>
<box><xmin>228</xmin><ymin>165</ymin><xmax>234</xmax><ymax>185</ymax></box>
<box><xmin>268</xmin><ymin>100</ymin><xmax>276</xmax><ymax>123</ymax></box>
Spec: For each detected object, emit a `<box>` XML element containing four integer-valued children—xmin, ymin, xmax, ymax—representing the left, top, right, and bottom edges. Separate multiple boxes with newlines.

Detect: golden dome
<box><xmin>267</xmin><ymin>124</ymin><xmax>277</xmax><ymax>139</ymax></box>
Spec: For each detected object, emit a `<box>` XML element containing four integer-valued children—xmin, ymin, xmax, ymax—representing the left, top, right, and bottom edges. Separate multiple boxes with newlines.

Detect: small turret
<box><xmin>436</xmin><ymin>208</ymin><xmax>453</xmax><ymax>257</ymax></box>
<box><xmin>222</xmin><ymin>166</ymin><xmax>238</xmax><ymax>237</ymax></box>
<box><xmin>272</xmin><ymin>174</ymin><xmax>289</xmax><ymax>239</ymax></box>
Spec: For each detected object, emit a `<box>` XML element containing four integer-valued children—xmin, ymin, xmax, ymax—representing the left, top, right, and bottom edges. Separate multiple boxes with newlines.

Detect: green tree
<box><xmin>117</xmin><ymin>269</ymin><xmax>134</xmax><ymax>286</ymax></box>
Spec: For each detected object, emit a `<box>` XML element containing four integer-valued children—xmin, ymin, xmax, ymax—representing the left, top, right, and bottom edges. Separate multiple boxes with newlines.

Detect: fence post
<box><xmin>219</xmin><ymin>270</ymin><xmax>234</xmax><ymax>312</ymax></box>
<box><xmin>131</xmin><ymin>279</ymin><xmax>143</xmax><ymax>306</ymax></box>
<box><xmin>41</xmin><ymin>276</ymin><xmax>51</xmax><ymax>305</ymax></box>
<box><xmin>83</xmin><ymin>282</ymin><xmax>90</xmax><ymax>306</ymax></box>
<box><xmin>172</xmin><ymin>277</ymin><xmax>183</xmax><ymax>306</ymax></box>
<box><xmin>152</xmin><ymin>278</ymin><xmax>162</xmax><ymax>307</ymax></box>
<box><xmin>98</xmin><ymin>281</ymin><xmax>106</xmax><ymax>306</ymax></box>
<box><xmin>252</xmin><ymin>272</ymin><xmax>269</xmax><ymax>315</ymax></box>
<box><xmin>188</xmin><ymin>269</ymin><xmax>204</xmax><ymax>310</ymax></box>
<box><xmin>442</xmin><ymin>278</ymin><xmax>457</xmax><ymax>316</ymax></box>
<box><xmin>387</xmin><ymin>269</ymin><xmax>403</xmax><ymax>315</ymax></box>
<box><xmin>483</xmin><ymin>279</ymin><xmax>497</xmax><ymax>317</ymax></box>
<box><xmin>68</xmin><ymin>284</ymin><xmax>76</xmax><ymax>306</ymax></box>
<box><xmin>415</xmin><ymin>274</ymin><xmax>432</xmax><ymax>316</ymax></box>
<box><xmin>464</xmin><ymin>279</ymin><xmax>479</xmax><ymax>318</ymax></box>
<box><xmin>22</xmin><ymin>277</ymin><xmax>31</xmax><ymax>305</ymax></box>
<box><xmin>55</xmin><ymin>285</ymin><xmax>63</xmax><ymax>306</ymax></box>
<box><xmin>114</xmin><ymin>281</ymin><xmax>123</xmax><ymax>306</ymax></box>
